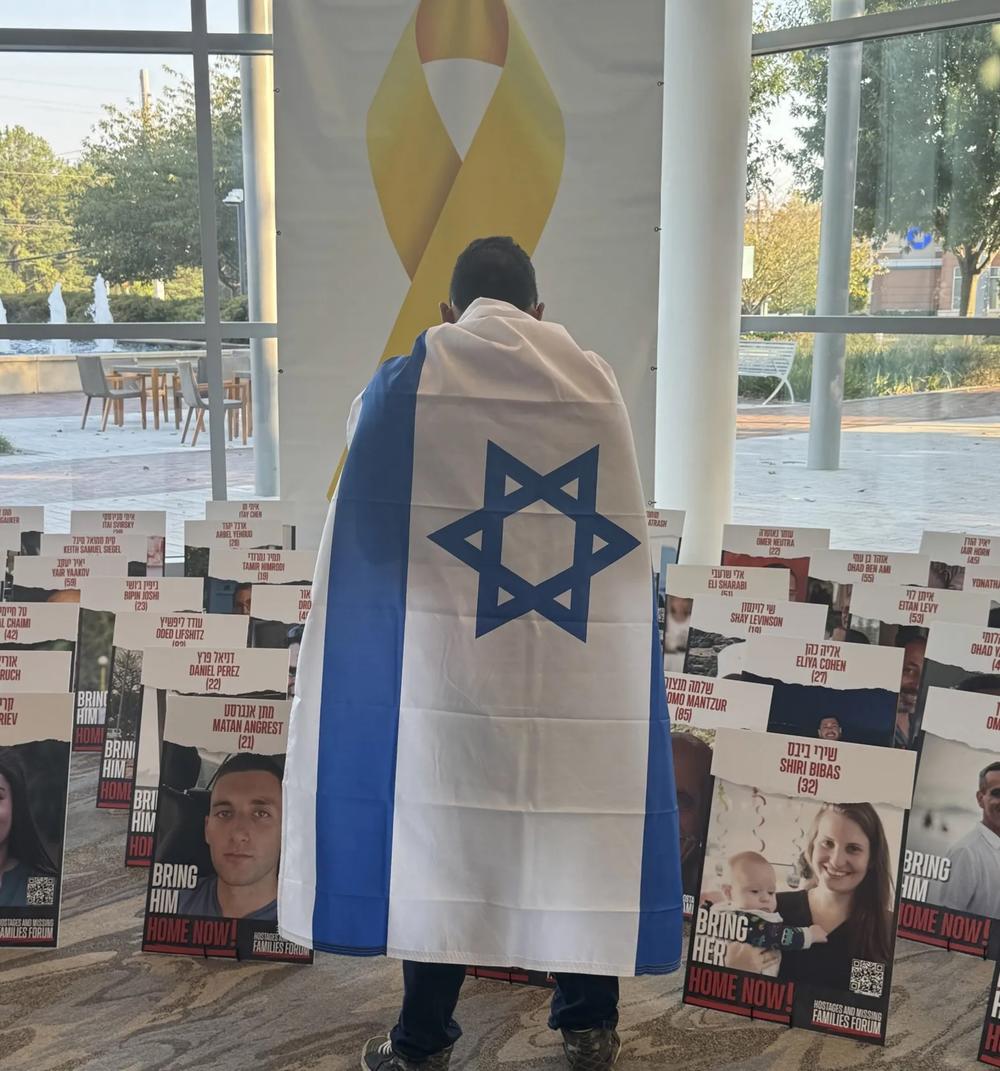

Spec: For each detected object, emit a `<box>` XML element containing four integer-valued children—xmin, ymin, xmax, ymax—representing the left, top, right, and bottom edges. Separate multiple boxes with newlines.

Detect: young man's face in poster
<box><xmin>205</xmin><ymin>769</ymin><xmax>281</xmax><ymax>892</ymax></box>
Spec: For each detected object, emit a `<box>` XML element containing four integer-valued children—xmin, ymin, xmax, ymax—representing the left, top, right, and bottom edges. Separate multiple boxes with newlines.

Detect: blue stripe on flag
<box><xmin>635</xmin><ymin>582</ymin><xmax>683</xmax><ymax>974</ymax></box>
<box><xmin>311</xmin><ymin>334</ymin><xmax>428</xmax><ymax>955</ymax></box>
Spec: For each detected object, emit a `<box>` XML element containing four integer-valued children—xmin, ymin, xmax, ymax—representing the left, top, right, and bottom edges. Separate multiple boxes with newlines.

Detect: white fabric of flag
<box><xmin>280</xmin><ymin>299</ymin><xmax>682</xmax><ymax>975</ymax></box>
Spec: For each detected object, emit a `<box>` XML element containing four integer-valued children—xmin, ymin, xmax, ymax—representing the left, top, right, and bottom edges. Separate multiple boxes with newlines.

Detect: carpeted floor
<box><xmin>0</xmin><ymin>755</ymin><xmax>992</xmax><ymax>1070</ymax></box>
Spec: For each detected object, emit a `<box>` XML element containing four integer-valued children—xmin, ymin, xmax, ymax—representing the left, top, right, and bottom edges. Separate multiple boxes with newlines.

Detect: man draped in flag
<box><xmin>280</xmin><ymin>237</ymin><xmax>682</xmax><ymax>1071</ymax></box>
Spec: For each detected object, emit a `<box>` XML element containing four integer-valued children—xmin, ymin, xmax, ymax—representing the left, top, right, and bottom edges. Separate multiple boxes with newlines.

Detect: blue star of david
<box><xmin>428</xmin><ymin>442</ymin><xmax>640</xmax><ymax>641</ymax></box>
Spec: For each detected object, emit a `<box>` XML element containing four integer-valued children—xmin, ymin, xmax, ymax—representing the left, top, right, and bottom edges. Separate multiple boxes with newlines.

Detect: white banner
<box><xmin>0</xmin><ymin>603</ymin><xmax>77</xmax><ymax>645</ymax></box>
<box><xmin>274</xmin><ymin>0</ymin><xmax>666</xmax><ymax>544</ymax></box>
<box><xmin>737</xmin><ymin>634</ymin><xmax>904</xmax><ymax>692</ymax></box>
<box><xmin>808</xmin><ymin>548</ymin><xmax>929</xmax><ymax>588</ymax></box>
<box><xmin>721</xmin><ymin>525</ymin><xmax>831</xmax><ymax>558</ymax></box>
<box><xmin>70</xmin><ymin>510</ymin><xmax>166</xmax><ymax>538</ymax></box>
<box><xmin>208</xmin><ymin>549</ymin><xmax>316</xmax><ymax>585</ymax></box>
<box><xmin>0</xmin><ymin>693</ymin><xmax>73</xmax><ymax>745</ymax></box>
<box><xmin>663</xmin><ymin>564</ymin><xmax>789</xmax><ymax>601</ymax></box>
<box><xmin>250</xmin><ymin>585</ymin><xmax>312</xmax><ymax>624</ymax></box>
<box><xmin>79</xmin><ymin>577</ymin><xmax>204</xmax><ymax>615</ymax></box>
<box><xmin>665</xmin><ymin>672</ymin><xmax>771</xmax><ymax>733</ymax></box>
<box><xmin>849</xmin><ymin>585</ymin><xmax>992</xmax><ymax>628</ymax></box>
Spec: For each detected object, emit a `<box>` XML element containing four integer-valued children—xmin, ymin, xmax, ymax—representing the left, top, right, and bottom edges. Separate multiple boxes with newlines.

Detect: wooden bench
<box><xmin>738</xmin><ymin>340</ymin><xmax>797</xmax><ymax>405</ymax></box>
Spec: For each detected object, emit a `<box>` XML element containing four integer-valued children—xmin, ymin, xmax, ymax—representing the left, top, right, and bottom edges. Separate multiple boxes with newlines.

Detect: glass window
<box><xmin>736</xmin><ymin>332</ymin><xmax>1000</xmax><ymax>545</ymax></box>
<box><xmin>748</xmin><ymin>19</ymin><xmax>1000</xmax><ymax>322</ymax></box>
<box><xmin>0</xmin><ymin>2</ymin><xmax>189</xmax><ymax>31</ymax></box>
<box><xmin>754</xmin><ymin>0</ymin><xmax>956</xmax><ymax>32</ymax></box>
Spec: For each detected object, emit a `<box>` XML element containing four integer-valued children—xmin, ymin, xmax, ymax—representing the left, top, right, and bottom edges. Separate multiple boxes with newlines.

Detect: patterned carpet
<box><xmin>0</xmin><ymin>756</ymin><xmax>992</xmax><ymax>1070</ymax></box>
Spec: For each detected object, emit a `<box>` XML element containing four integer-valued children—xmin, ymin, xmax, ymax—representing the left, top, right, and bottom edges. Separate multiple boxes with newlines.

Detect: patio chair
<box><xmin>76</xmin><ymin>354</ymin><xmax>147</xmax><ymax>431</ymax></box>
<box><xmin>177</xmin><ymin>360</ymin><xmax>245</xmax><ymax>447</ymax></box>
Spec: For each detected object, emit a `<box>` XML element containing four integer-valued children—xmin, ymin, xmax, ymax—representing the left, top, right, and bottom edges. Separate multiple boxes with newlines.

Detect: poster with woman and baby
<box><xmin>683</xmin><ymin>728</ymin><xmax>916</xmax><ymax>1044</ymax></box>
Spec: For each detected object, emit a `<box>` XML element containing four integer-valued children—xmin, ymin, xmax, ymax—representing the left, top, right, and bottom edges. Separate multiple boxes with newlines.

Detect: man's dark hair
<box><xmin>212</xmin><ymin>752</ymin><xmax>284</xmax><ymax>789</ymax></box>
<box><xmin>980</xmin><ymin>761</ymin><xmax>1000</xmax><ymax>791</ymax></box>
<box><xmin>895</xmin><ymin>625</ymin><xmax>927</xmax><ymax>648</ymax></box>
<box><xmin>449</xmin><ymin>236</ymin><xmax>538</xmax><ymax>312</ymax></box>
<box><xmin>959</xmin><ymin>674</ymin><xmax>1000</xmax><ymax>695</ymax></box>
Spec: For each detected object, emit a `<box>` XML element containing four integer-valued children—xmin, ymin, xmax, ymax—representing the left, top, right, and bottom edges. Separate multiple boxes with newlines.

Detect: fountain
<box><xmin>47</xmin><ymin>283</ymin><xmax>69</xmax><ymax>356</ymax></box>
<box><xmin>89</xmin><ymin>274</ymin><xmax>115</xmax><ymax>353</ymax></box>
<box><xmin>0</xmin><ymin>296</ymin><xmax>11</xmax><ymax>355</ymax></box>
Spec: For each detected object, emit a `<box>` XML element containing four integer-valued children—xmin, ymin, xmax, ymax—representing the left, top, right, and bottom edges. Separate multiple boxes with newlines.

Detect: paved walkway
<box><xmin>2</xmin><ymin>387</ymin><xmax>998</xmax><ymax>555</ymax></box>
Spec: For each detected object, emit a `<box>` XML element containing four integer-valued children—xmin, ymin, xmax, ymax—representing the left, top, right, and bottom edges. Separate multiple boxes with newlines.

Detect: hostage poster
<box><xmin>247</xmin><ymin>586</ymin><xmax>312</xmax><ymax>697</ymax></box>
<box><xmin>666</xmin><ymin>672</ymin><xmax>773</xmax><ymax>917</ymax></box>
<box><xmin>898</xmin><ymin>624</ymin><xmax>1000</xmax><ymax>956</ymax></box>
<box><xmin>647</xmin><ymin>509</ymin><xmax>684</xmax><ymax>642</ymax></box>
<box><xmin>127</xmin><ymin>646</ymin><xmax>288</xmax><ymax>868</ymax></box>
<box><xmin>204</xmin><ymin>499</ymin><xmax>297</xmax><ymax>544</ymax></box>
<box><xmin>73</xmin><ymin>577</ymin><xmax>204</xmax><ymax>754</ymax></box>
<box><xmin>720</xmin><ymin>526</ymin><xmax>831</xmax><ymax>604</ymax></box>
<box><xmin>806</xmin><ymin>549</ymin><xmax>930</xmax><ymax>641</ymax></box>
<box><xmin>0</xmin><ymin>506</ymin><xmax>43</xmax><ymax>599</ymax></box>
<box><xmin>97</xmin><ymin>610</ymin><xmax>248</xmax><ymax>813</ymax></box>
<box><xmin>661</xmin><ymin>564</ymin><xmax>789</xmax><ymax>673</ymax></box>
<box><xmin>683</xmin><ymin>728</ymin><xmax>915</xmax><ymax>1043</ymax></box>
<box><xmin>735</xmin><ymin>635</ymin><xmax>903</xmax><ymax>748</ymax></box>
<box><xmin>0</xmin><ymin>693</ymin><xmax>73</xmax><ymax>947</ymax></box>
<box><xmin>142</xmin><ymin>693</ymin><xmax>311</xmax><ymax>963</ymax></box>
<box><xmin>70</xmin><ymin>510</ymin><xmax>166</xmax><ymax>577</ymax></box>
<box><xmin>183</xmin><ymin>519</ymin><xmax>288</xmax><ymax>581</ymax></box>
<box><xmin>205</xmin><ymin>549</ymin><xmax>315</xmax><ymax>616</ymax></box>
<box><xmin>684</xmin><ymin>595</ymin><xmax>826</xmax><ymax>678</ymax></box>
<box><xmin>40</xmin><ymin>534</ymin><xmax>162</xmax><ymax>579</ymax></box>
<box><xmin>8</xmin><ymin>553</ymin><xmax>125</xmax><ymax>601</ymax></box>
<box><xmin>920</xmin><ymin>531</ymin><xmax>998</xmax><ymax>591</ymax></box>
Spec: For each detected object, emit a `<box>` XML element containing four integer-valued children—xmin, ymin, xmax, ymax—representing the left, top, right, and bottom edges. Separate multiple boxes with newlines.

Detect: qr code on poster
<box><xmin>26</xmin><ymin>877</ymin><xmax>55</xmax><ymax>906</ymax></box>
<box><xmin>850</xmin><ymin>958</ymin><xmax>885</xmax><ymax>998</ymax></box>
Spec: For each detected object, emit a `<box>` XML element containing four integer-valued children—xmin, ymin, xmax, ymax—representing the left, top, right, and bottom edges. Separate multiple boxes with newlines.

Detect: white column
<box><xmin>655</xmin><ymin>0</ymin><xmax>752</xmax><ymax>564</ymax></box>
<box><xmin>240</xmin><ymin>0</ymin><xmax>280</xmax><ymax>496</ymax></box>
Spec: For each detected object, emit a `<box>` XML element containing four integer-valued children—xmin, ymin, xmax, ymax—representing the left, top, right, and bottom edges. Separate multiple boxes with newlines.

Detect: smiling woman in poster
<box><xmin>0</xmin><ymin>748</ymin><xmax>59</xmax><ymax>908</ymax></box>
<box><xmin>725</xmin><ymin>802</ymin><xmax>894</xmax><ymax>986</ymax></box>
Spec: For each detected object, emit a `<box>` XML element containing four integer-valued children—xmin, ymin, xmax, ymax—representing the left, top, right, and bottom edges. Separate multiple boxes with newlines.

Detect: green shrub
<box><xmin>0</xmin><ymin>291</ymin><xmax>249</xmax><ymax>324</ymax></box>
<box><xmin>0</xmin><ymin>433</ymin><xmax>16</xmax><ymax>456</ymax></box>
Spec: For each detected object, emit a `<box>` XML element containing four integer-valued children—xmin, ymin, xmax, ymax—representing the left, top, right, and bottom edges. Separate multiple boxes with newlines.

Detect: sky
<box><xmin>0</xmin><ymin>1</ymin><xmax>240</xmax><ymax>155</ymax></box>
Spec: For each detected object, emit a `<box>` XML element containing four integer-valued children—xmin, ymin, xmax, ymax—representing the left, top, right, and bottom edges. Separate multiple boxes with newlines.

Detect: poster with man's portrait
<box><xmin>204</xmin><ymin>500</ymin><xmax>297</xmax><ymax>550</ymax></box>
<box><xmin>97</xmin><ymin>611</ymin><xmax>248</xmax><ymax>814</ymax></box>
<box><xmin>806</xmin><ymin>549</ymin><xmax>930</xmax><ymax>641</ymax></box>
<box><xmin>666</xmin><ymin>672</ymin><xmax>772</xmax><ymax>917</ymax></box>
<box><xmin>661</xmin><ymin>564</ymin><xmax>789</xmax><ymax>674</ymax></box>
<box><xmin>0</xmin><ymin>506</ymin><xmax>44</xmax><ymax>600</ymax></box>
<box><xmin>647</xmin><ymin>509</ymin><xmax>684</xmax><ymax>642</ymax></box>
<box><xmin>7</xmin><ymin>553</ymin><xmax>123</xmax><ymax>603</ymax></box>
<box><xmin>0</xmin><ymin>693</ymin><xmax>73</xmax><ymax>947</ymax></box>
<box><xmin>247</xmin><ymin>586</ymin><xmax>312</xmax><ymax>698</ymax></box>
<box><xmin>684</xmin><ymin>728</ymin><xmax>915</xmax><ymax>1044</ymax></box>
<box><xmin>683</xmin><ymin>595</ymin><xmax>826</xmax><ymax>678</ymax></box>
<box><xmin>849</xmin><ymin>586</ymin><xmax>993</xmax><ymax>750</ymax></box>
<box><xmin>69</xmin><ymin>511</ymin><xmax>166</xmax><ymax>578</ymax></box>
<box><xmin>720</xmin><ymin>526</ymin><xmax>831</xmax><ymax>605</ymax></box>
<box><xmin>126</xmin><ymin>647</ymin><xmax>288</xmax><ymax>870</ymax></box>
<box><xmin>898</xmin><ymin>624</ymin><xmax>1000</xmax><ymax>957</ymax></box>
<box><xmin>920</xmin><ymin>531</ymin><xmax>999</xmax><ymax>593</ymax></box>
<box><xmin>40</xmin><ymin>534</ymin><xmax>162</xmax><ymax>579</ymax></box>
<box><xmin>183</xmin><ymin>519</ymin><xmax>288</xmax><ymax>582</ymax></box>
<box><xmin>71</xmin><ymin>577</ymin><xmax>204</xmax><ymax>755</ymax></box>
<box><xmin>205</xmin><ymin>549</ymin><xmax>315</xmax><ymax>617</ymax></box>
<box><xmin>142</xmin><ymin>694</ymin><xmax>311</xmax><ymax>963</ymax></box>
<box><xmin>734</xmin><ymin>635</ymin><xmax>903</xmax><ymax>749</ymax></box>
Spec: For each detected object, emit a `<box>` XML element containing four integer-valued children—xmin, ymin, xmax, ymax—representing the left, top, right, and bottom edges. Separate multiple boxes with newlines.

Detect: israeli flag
<box><xmin>280</xmin><ymin>299</ymin><xmax>682</xmax><ymax>975</ymax></box>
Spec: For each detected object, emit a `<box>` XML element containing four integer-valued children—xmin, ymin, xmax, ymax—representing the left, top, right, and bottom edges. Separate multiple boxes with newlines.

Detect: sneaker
<box><xmin>560</xmin><ymin>1027</ymin><xmax>622</xmax><ymax>1071</ymax></box>
<box><xmin>360</xmin><ymin>1035</ymin><xmax>454</xmax><ymax>1071</ymax></box>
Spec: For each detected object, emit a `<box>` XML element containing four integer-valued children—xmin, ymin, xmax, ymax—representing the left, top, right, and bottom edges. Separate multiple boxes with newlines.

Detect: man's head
<box><xmin>440</xmin><ymin>236</ymin><xmax>544</xmax><ymax>322</ymax></box>
<box><xmin>817</xmin><ymin>716</ymin><xmax>843</xmax><ymax>741</ymax></box>
<box><xmin>723</xmin><ymin>850</ymin><xmax>777</xmax><ymax>913</ymax></box>
<box><xmin>670</xmin><ymin>732</ymin><xmax>713</xmax><ymax>862</ymax></box>
<box><xmin>896</xmin><ymin>626</ymin><xmax>928</xmax><ymax>717</ymax></box>
<box><xmin>204</xmin><ymin>753</ymin><xmax>282</xmax><ymax>893</ymax></box>
<box><xmin>978</xmin><ymin>762</ymin><xmax>1000</xmax><ymax>837</ymax></box>
<box><xmin>232</xmin><ymin>583</ymin><xmax>252</xmax><ymax>616</ymax></box>
<box><xmin>959</xmin><ymin>674</ymin><xmax>1000</xmax><ymax>698</ymax></box>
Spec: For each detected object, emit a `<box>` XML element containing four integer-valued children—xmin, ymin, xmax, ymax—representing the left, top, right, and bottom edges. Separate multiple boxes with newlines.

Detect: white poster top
<box><xmin>0</xmin><ymin>650</ymin><xmax>72</xmax><ymax>691</ymax></box>
<box><xmin>79</xmin><ymin>576</ymin><xmax>204</xmax><ymax>615</ymax></box>
<box><xmin>689</xmin><ymin>595</ymin><xmax>826</xmax><ymax>642</ymax></box>
<box><xmin>205</xmin><ymin>499</ymin><xmax>293</xmax><ymax>523</ymax></box>
<box><xmin>41</xmin><ymin>533</ymin><xmax>150</xmax><ymax>563</ymax></box>
<box><xmin>0</xmin><ymin>506</ymin><xmax>44</xmax><ymax>550</ymax></box>
<box><xmin>0</xmin><ymin>602</ymin><xmax>78</xmax><ymax>645</ymax></box>
<box><xmin>808</xmin><ymin>548</ymin><xmax>930</xmax><ymax>587</ymax></box>
<box><xmin>70</xmin><ymin>510</ymin><xmax>166</xmax><ymax>538</ymax></box>
<box><xmin>665</xmin><ymin>672</ymin><xmax>772</xmax><ymax>733</ymax></box>
<box><xmin>185</xmin><ymin>518</ymin><xmax>287</xmax><ymax>550</ymax></box>
<box><xmin>141</xmin><ymin>646</ymin><xmax>289</xmax><ymax>695</ymax></box>
<box><xmin>664</xmin><ymin>564</ymin><xmax>789</xmax><ymax>601</ymax></box>
<box><xmin>737</xmin><ymin>634</ymin><xmax>904</xmax><ymax>691</ymax></box>
<box><xmin>920</xmin><ymin>531</ymin><xmax>1000</xmax><ymax>569</ymax></box>
<box><xmin>926</xmin><ymin>623</ymin><xmax>1000</xmax><ymax>673</ymax></box>
<box><xmin>208</xmin><ymin>548</ymin><xmax>316</xmax><ymax>585</ymax></box>
<box><xmin>0</xmin><ymin>692</ymin><xmax>73</xmax><ymax>745</ymax></box>
<box><xmin>251</xmin><ymin>585</ymin><xmax>312</xmax><ymax>624</ymax></box>
<box><xmin>164</xmin><ymin>694</ymin><xmax>291</xmax><ymax>755</ymax></box>
<box><xmin>12</xmin><ymin>554</ymin><xmax>124</xmax><ymax>589</ymax></box>
<box><xmin>712</xmin><ymin>728</ymin><xmax>916</xmax><ymax>807</ymax></box>
<box><xmin>114</xmin><ymin>612</ymin><xmax>249</xmax><ymax>652</ymax></box>
<box><xmin>965</xmin><ymin>565</ymin><xmax>1000</xmax><ymax>598</ymax></box>
<box><xmin>850</xmin><ymin>585</ymin><xmax>993</xmax><ymax>628</ymax></box>
<box><xmin>721</xmin><ymin>524</ymin><xmax>831</xmax><ymax>558</ymax></box>
<box><xmin>922</xmin><ymin>687</ymin><xmax>1000</xmax><ymax>753</ymax></box>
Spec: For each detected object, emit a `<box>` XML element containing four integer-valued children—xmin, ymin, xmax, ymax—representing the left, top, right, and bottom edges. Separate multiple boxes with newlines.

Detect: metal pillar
<box><xmin>807</xmin><ymin>0</ymin><xmax>865</xmax><ymax>470</ymax></box>
<box><xmin>239</xmin><ymin>0</ymin><xmax>279</xmax><ymax>496</ymax></box>
<box><xmin>655</xmin><ymin>0</ymin><xmax>753</xmax><ymax>564</ymax></box>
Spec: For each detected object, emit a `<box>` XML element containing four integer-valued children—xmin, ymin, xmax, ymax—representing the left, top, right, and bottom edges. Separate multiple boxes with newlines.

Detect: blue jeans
<box><xmin>390</xmin><ymin>960</ymin><xmax>620</xmax><ymax>1062</ymax></box>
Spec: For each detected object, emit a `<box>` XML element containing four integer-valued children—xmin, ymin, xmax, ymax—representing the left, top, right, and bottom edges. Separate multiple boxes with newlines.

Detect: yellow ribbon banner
<box><xmin>327</xmin><ymin>0</ymin><xmax>565</xmax><ymax>497</ymax></box>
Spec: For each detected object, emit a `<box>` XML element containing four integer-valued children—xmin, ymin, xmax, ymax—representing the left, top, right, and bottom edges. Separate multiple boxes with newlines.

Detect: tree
<box><xmin>75</xmin><ymin>61</ymin><xmax>243</xmax><ymax>294</ymax></box>
<box><xmin>0</xmin><ymin>126</ymin><xmax>89</xmax><ymax>293</ymax></box>
<box><xmin>742</xmin><ymin>190</ymin><xmax>877</xmax><ymax>313</ymax></box>
<box><xmin>791</xmin><ymin>0</ymin><xmax>1000</xmax><ymax>314</ymax></box>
